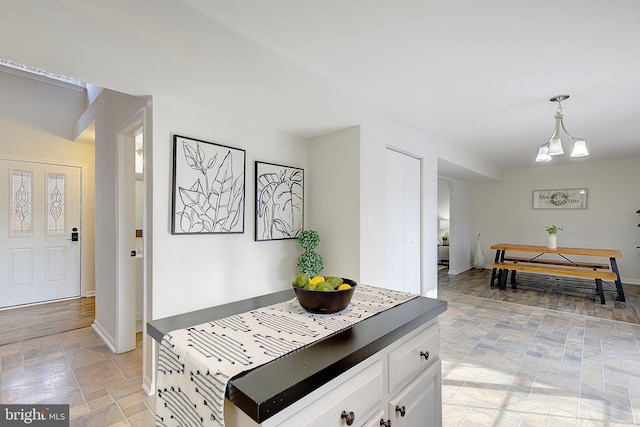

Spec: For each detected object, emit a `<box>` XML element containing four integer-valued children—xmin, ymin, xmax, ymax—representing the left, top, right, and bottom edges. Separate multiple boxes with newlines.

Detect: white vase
<box><xmin>474</xmin><ymin>233</ymin><xmax>485</xmax><ymax>269</ymax></box>
<box><xmin>547</xmin><ymin>234</ymin><xmax>557</xmax><ymax>249</ymax></box>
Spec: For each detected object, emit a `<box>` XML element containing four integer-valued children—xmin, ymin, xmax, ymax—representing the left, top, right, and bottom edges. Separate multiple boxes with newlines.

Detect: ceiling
<box><xmin>177</xmin><ymin>0</ymin><xmax>640</xmax><ymax>175</ymax></box>
<box><xmin>2</xmin><ymin>0</ymin><xmax>639</xmax><ymax>180</ymax></box>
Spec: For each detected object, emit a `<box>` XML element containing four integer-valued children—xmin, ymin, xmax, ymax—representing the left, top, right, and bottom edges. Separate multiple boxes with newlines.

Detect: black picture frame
<box><xmin>171</xmin><ymin>134</ymin><xmax>246</xmax><ymax>234</ymax></box>
<box><xmin>255</xmin><ymin>161</ymin><xmax>304</xmax><ymax>241</ymax></box>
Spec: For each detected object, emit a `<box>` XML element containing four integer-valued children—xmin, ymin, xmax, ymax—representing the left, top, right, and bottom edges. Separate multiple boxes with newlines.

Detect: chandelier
<box><xmin>536</xmin><ymin>94</ymin><xmax>589</xmax><ymax>162</ymax></box>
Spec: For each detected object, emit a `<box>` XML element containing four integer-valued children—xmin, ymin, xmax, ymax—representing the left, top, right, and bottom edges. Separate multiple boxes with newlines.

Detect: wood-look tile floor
<box><xmin>439</xmin><ymin>268</ymin><xmax>640</xmax><ymax>324</ymax></box>
<box><xmin>2</xmin><ymin>273</ymin><xmax>640</xmax><ymax>426</ymax></box>
<box><xmin>0</xmin><ymin>297</ymin><xmax>95</xmax><ymax>346</ymax></box>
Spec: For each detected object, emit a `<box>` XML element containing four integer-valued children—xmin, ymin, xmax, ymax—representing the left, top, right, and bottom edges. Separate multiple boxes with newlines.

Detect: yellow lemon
<box><xmin>309</xmin><ymin>276</ymin><xmax>325</xmax><ymax>285</ymax></box>
<box><xmin>337</xmin><ymin>284</ymin><xmax>352</xmax><ymax>291</ymax></box>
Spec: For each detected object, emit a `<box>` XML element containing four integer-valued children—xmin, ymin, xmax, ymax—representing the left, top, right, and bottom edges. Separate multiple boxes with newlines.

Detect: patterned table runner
<box><xmin>155</xmin><ymin>284</ymin><xmax>417</xmax><ymax>427</ymax></box>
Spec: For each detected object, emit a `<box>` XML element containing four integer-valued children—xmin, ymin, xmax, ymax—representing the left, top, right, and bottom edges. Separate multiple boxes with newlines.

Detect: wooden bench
<box><xmin>492</xmin><ymin>262</ymin><xmax>619</xmax><ymax>304</ymax></box>
<box><xmin>502</xmin><ymin>256</ymin><xmax>609</xmax><ymax>270</ymax></box>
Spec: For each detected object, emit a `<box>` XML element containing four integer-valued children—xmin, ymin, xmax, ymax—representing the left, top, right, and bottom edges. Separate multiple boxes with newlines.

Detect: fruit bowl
<box><xmin>292</xmin><ymin>278</ymin><xmax>357</xmax><ymax>314</ymax></box>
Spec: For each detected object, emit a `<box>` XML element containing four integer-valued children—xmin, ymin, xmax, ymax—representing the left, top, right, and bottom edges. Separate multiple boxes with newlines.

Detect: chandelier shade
<box><xmin>570</xmin><ymin>139</ymin><xmax>589</xmax><ymax>157</ymax></box>
<box><xmin>535</xmin><ymin>94</ymin><xmax>589</xmax><ymax>162</ymax></box>
<box><xmin>535</xmin><ymin>145</ymin><xmax>552</xmax><ymax>162</ymax></box>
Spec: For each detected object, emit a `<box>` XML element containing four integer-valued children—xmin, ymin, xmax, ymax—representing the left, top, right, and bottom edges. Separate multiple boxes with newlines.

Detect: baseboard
<box><xmin>142</xmin><ymin>375</ymin><xmax>155</xmax><ymax>397</ymax></box>
<box><xmin>448</xmin><ymin>264</ymin><xmax>472</xmax><ymax>275</ymax></box>
<box><xmin>85</xmin><ymin>290</ymin><xmax>96</xmax><ymax>297</ymax></box>
<box><xmin>92</xmin><ymin>320</ymin><xmax>116</xmax><ymax>353</ymax></box>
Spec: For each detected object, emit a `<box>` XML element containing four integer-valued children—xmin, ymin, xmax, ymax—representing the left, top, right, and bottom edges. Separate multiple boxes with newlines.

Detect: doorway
<box><xmin>115</xmin><ymin>109</ymin><xmax>146</xmax><ymax>354</ymax></box>
<box><xmin>437</xmin><ymin>179</ymin><xmax>451</xmax><ymax>271</ymax></box>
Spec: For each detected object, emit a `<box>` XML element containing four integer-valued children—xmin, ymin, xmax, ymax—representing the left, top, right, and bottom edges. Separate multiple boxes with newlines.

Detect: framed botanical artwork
<box><xmin>171</xmin><ymin>134</ymin><xmax>246</xmax><ymax>234</ymax></box>
<box><xmin>532</xmin><ymin>188</ymin><xmax>588</xmax><ymax>209</ymax></box>
<box><xmin>255</xmin><ymin>161</ymin><xmax>304</xmax><ymax>241</ymax></box>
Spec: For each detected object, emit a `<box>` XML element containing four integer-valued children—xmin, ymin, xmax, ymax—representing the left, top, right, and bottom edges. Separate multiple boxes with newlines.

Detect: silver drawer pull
<box><xmin>395</xmin><ymin>405</ymin><xmax>406</xmax><ymax>417</ymax></box>
<box><xmin>380</xmin><ymin>419</ymin><xmax>391</xmax><ymax>426</ymax></box>
<box><xmin>420</xmin><ymin>350</ymin><xmax>430</xmax><ymax>360</ymax></box>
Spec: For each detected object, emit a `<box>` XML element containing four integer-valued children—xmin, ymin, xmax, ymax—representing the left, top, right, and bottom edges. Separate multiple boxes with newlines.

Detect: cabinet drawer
<box><xmin>388</xmin><ymin>323</ymin><xmax>439</xmax><ymax>394</ymax></box>
<box><xmin>278</xmin><ymin>360</ymin><xmax>383</xmax><ymax>427</ymax></box>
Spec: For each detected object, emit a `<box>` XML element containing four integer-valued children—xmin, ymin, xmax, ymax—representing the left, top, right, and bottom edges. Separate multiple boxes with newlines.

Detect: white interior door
<box><xmin>0</xmin><ymin>159</ymin><xmax>81</xmax><ymax>308</ymax></box>
<box><xmin>385</xmin><ymin>148</ymin><xmax>421</xmax><ymax>294</ymax></box>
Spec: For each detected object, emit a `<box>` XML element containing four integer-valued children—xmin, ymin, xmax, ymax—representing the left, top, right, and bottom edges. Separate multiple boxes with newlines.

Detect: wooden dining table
<box><xmin>490</xmin><ymin>243</ymin><xmax>625</xmax><ymax>302</ymax></box>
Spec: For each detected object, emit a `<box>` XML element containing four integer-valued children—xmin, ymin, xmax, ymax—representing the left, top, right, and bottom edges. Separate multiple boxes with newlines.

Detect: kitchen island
<box><xmin>148</xmin><ymin>288</ymin><xmax>447</xmax><ymax>426</ymax></box>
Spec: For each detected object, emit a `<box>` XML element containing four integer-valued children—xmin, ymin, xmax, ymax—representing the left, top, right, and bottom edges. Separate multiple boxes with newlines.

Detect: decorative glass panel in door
<box><xmin>10</xmin><ymin>169</ymin><xmax>33</xmax><ymax>237</ymax></box>
<box><xmin>47</xmin><ymin>172</ymin><xmax>66</xmax><ymax>236</ymax></box>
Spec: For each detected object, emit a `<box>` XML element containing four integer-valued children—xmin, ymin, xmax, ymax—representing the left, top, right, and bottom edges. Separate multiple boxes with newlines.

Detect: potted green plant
<box><xmin>297</xmin><ymin>229</ymin><xmax>324</xmax><ymax>277</ymax></box>
<box><xmin>442</xmin><ymin>233</ymin><xmax>449</xmax><ymax>246</ymax></box>
<box><xmin>545</xmin><ymin>224</ymin><xmax>564</xmax><ymax>249</ymax></box>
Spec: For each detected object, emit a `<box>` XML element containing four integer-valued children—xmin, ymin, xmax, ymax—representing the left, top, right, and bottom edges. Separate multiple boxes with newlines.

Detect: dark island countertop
<box><xmin>148</xmin><ymin>288</ymin><xmax>447</xmax><ymax>424</ymax></box>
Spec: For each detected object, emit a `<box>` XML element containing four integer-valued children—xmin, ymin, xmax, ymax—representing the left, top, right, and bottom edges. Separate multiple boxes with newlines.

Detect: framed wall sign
<box><xmin>255</xmin><ymin>161</ymin><xmax>304</xmax><ymax>241</ymax></box>
<box><xmin>532</xmin><ymin>188</ymin><xmax>588</xmax><ymax>209</ymax></box>
<box><xmin>171</xmin><ymin>134</ymin><xmax>246</xmax><ymax>234</ymax></box>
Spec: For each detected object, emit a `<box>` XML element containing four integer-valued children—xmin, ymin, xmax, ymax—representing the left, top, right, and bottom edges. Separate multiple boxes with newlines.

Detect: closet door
<box><xmin>385</xmin><ymin>149</ymin><xmax>420</xmax><ymax>295</ymax></box>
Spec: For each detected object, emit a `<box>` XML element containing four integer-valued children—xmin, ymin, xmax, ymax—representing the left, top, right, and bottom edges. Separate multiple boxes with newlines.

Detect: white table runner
<box><xmin>155</xmin><ymin>284</ymin><xmax>417</xmax><ymax>427</ymax></box>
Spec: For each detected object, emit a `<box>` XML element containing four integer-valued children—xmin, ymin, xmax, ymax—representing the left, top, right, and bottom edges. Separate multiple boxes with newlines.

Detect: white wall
<box><xmin>471</xmin><ymin>158</ymin><xmax>640</xmax><ymax>284</ymax></box>
<box><xmin>151</xmin><ymin>98</ymin><xmax>310</xmax><ymax>320</ymax></box>
<box><xmin>308</xmin><ymin>127</ymin><xmax>360</xmax><ymax>281</ymax></box>
<box><xmin>92</xmin><ymin>90</ymin><xmax>149</xmax><ymax>347</ymax></box>
<box><xmin>0</xmin><ymin>68</ymin><xmax>96</xmax><ymax>296</ymax></box>
<box><xmin>150</xmin><ymin>103</ymin><xmax>443</xmax><ymax>319</ymax></box>
<box><xmin>448</xmin><ymin>179</ymin><xmax>472</xmax><ymax>274</ymax></box>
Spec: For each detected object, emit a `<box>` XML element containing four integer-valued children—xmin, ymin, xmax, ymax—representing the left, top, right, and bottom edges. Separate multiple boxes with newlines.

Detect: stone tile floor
<box><xmin>439</xmin><ymin>268</ymin><xmax>640</xmax><ymax>426</ymax></box>
<box><xmin>0</xmin><ymin>329</ymin><xmax>153</xmax><ymax>426</ymax></box>
<box><xmin>1</xmin><ymin>269</ymin><xmax>639</xmax><ymax>426</ymax></box>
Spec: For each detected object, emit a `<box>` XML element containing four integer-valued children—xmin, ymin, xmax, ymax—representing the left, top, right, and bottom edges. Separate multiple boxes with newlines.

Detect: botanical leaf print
<box><xmin>173</xmin><ymin>136</ymin><xmax>245</xmax><ymax>234</ymax></box>
<box><xmin>255</xmin><ymin>163</ymin><xmax>303</xmax><ymax>240</ymax></box>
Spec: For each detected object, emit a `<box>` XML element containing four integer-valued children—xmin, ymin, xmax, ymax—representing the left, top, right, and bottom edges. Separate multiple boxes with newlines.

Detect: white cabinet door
<box><xmin>385</xmin><ymin>148</ymin><xmax>420</xmax><ymax>295</ymax></box>
<box><xmin>0</xmin><ymin>159</ymin><xmax>81</xmax><ymax>308</ymax></box>
<box><xmin>388</xmin><ymin>358</ymin><xmax>442</xmax><ymax>427</ymax></box>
